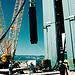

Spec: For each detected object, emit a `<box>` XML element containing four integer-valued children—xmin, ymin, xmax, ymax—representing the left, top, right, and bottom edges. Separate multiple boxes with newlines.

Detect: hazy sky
<box><xmin>1</xmin><ymin>0</ymin><xmax>44</xmax><ymax>55</ymax></box>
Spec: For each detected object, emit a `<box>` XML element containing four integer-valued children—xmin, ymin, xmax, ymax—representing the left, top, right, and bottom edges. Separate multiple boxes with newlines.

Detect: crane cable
<box><xmin>46</xmin><ymin>36</ymin><xmax>57</xmax><ymax>61</ymax></box>
<box><xmin>35</xmin><ymin>44</ymin><xmax>56</xmax><ymax>62</ymax></box>
<box><xmin>35</xmin><ymin>35</ymin><xmax>57</xmax><ymax>69</ymax></box>
<box><xmin>0</xmin><ymin>0</ymin><xmax>26</xmax><ymax>42</ymax></box>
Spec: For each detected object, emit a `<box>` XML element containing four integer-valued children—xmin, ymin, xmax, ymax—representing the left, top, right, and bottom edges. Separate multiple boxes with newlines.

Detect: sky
<box><xmin>1</xmin><ymin>0</ymin><xmax>44</xmax><ymax>55</ymax></box>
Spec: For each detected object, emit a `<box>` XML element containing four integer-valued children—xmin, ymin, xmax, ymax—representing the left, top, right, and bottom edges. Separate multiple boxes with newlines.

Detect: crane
<box><xmin>0</xmin><ymin>0</ymin><xmax>25</xmax><ymax>63</ymax></box>
<box><xmin>0</xmin><ymin>0</ymin><xmax>37</xmax><ymax>63</ymax></box>
<box><xmin>0</xmin><ymin>0</ymin><xmax>9</xmax><ymax>62</ymax></box>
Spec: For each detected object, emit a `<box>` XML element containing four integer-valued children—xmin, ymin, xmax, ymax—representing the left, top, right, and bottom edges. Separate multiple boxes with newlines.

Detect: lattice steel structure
<box><xmin>0</xmin><ymin>0</ymin><xmax>25</xmax><ymax>60</ymax></box>
<box><xmin>0</xmin><ymin>0</ymin><xmax>8</xmax><ymax>54</ymax></box>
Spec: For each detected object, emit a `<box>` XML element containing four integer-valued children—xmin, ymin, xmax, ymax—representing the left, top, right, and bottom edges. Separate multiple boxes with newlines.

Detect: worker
<box><xmin>9</xmin><ymin>61</ymin><xmax>13</xmax><ymax>75</ymax></box>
